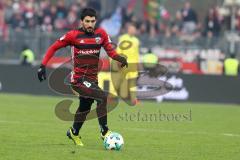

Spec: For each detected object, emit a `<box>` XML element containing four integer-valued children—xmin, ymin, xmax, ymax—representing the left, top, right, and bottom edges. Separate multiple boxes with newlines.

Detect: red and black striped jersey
<box><xmin>42</xmin><ymin>27</ymin><xmax>118</xmax><ymax>83</ymax></box>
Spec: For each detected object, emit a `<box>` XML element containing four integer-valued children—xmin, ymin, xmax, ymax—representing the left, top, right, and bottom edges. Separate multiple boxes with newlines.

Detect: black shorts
<box><xmin>71</xmin><ymin>77</ymin><xmax>107</xmax><ymax>103</ymax></box>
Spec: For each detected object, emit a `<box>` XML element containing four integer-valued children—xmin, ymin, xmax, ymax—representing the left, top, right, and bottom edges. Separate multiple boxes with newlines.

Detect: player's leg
<box><xmin>72</xmin><ymin>97</ymin><xmax>94</xmax><ymax>135</ymax></box>
<box><xmin>128</xmin><ymin>78</ymin><xmax>138</xmax><ymax>105</ymax></box>
<box><xmin>67</xmin><ymin>88</ymin><xmax>94</xmax><ymax>146</ymax></box>
<box><xmin>110</xmin><ymin>61</ymin><xmax>123</xmax><ymax>97</ymax></box>
<box><xmin>71</xmin><ymin>82</ymin><xmax>112</xmax><ymax>138</ymax></box>
<box><xmin>95</xmin><ymin>92</ymin><xmax>109</xmax><ymax>136</ymax></box>
<box><xmin>84</xmin><ymin>86</ymin><xmax>110</xmax><ymax>136</ymax></box>
<box><xmin>110</xmin><ymin>72</ymin><xmax>122</xmax><ymax>100</ymax></box>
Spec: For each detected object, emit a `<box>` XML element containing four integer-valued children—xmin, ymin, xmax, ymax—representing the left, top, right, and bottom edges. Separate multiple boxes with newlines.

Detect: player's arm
<box><xmin>102</xmin><ymin>30</ymin><xmax>128</xmax><ymax>68</ymax></box>
<box><xmin>38</xmin><ymin>32</ymin><xmax>73</xmax><ymax>82</ymax></box>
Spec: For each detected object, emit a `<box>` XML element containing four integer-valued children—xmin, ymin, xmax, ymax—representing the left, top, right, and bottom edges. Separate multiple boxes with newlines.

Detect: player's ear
<box><xmin>79</xmin><ymin>20</ymin><xmax>83</xmax><ymax>28</ymax></box>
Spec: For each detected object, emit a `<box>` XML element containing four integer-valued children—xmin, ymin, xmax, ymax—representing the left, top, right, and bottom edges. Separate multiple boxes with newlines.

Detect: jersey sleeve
<box><xmin>41</xmin><ymin>31</ymin><xmax>74</xmax><ymax>65</ymax></box>
<box><xmin>101</xmin><ymin>29</ymin><xmax>118</xmax><ymax>59</ymax></box>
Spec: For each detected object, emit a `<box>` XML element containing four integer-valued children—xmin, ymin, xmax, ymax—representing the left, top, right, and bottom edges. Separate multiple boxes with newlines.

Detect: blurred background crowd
<box><xmin>0</xmin><ymin>0</ymin><xmax>239</xmax><ymax>75</ymax></box>
<box><xmin>0</xmin><ymin>0</ymin><xmax>232</xmax><ymax>40</ymax></box>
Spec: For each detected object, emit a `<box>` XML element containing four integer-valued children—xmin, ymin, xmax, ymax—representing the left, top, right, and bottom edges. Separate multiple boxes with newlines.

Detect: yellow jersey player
<box><xmin>112</xmin><ymin>22</ymin><xmax>140</xmax><ymax>105</ymax></box>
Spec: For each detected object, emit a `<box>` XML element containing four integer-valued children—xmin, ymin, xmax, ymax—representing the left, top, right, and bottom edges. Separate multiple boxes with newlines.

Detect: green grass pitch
<box><xmin>0</xmin><ymin>93</ymin><xmax>240</xmax><ymax>160</ymax></box>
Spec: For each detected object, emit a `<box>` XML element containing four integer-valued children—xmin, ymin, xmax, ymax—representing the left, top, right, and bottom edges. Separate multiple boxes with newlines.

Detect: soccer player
<box><xmin>37</xmin><ymin>8</ymin><xmax>128</xmax><ymax>146</ymax></box>
<box><xmin>112</xmin><ymin>22</ymin><xmax>140</xmax><ymax>105</ymax></box>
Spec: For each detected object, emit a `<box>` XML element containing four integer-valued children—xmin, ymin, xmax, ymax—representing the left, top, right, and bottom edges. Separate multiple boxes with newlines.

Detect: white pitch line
<box><xmin>222</xmin><ymin>133</ymin><xmax>240</xmax><ymax>137</ymax></box>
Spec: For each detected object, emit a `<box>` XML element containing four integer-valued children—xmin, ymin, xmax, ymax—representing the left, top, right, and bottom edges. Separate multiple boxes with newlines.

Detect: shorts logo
<box><xmin>83</xmin><ymin>81</ymin><xmax>91</xmax><ymax>88</ymax></box>
<box><xmin>95</xmin><ymin>37</ymin><xmax>101</xmax><ymax>44</ymax></box>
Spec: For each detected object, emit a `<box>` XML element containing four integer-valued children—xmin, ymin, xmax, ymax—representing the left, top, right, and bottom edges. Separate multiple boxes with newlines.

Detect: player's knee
<box><xmin>97</xmin><ymin>94</ymin><xmax>107</xmax><ymax>107</ymax></box>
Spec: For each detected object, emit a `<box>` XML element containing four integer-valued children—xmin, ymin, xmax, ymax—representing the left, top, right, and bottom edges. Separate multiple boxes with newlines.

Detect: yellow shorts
<box><xmin>125</xmin><ymin>71</ymin><xmax>138</xmax><ymax>79</ymax></box>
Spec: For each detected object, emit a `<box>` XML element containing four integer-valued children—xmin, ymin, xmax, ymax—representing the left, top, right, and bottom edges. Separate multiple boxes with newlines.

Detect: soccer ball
<box><xmin>103</xmin><ymin>132</ymin><xmax>124</xmax><ymax>151</ymax></box>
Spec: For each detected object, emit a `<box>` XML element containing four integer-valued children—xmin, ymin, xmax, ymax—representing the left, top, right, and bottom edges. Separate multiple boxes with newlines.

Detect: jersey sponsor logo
<box><xmin>95</xmin><ymin>37</ymin><xmax>101</xmax><ymax>44</ymax></box>
<box><xmin>77</xmin><ymin>49</ymin><xmax>100</xmax><ymax>55</ymax></box>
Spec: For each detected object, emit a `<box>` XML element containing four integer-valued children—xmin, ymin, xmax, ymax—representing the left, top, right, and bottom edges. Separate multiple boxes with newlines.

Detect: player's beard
<box><xmin>83</xmin><ymin>26</ymin><xmax>95</xmax><ymax>35</ymax></box>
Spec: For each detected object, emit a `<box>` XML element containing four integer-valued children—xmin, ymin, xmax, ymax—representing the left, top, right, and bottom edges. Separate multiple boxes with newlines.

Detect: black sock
<box><xmin>100</xmin><ymin>123</ymin><xmax>109</xmax><ymax>136</ymax></box>
<box><xmin>97</xmin><ymin>99</ymin><xmax>109</xmax><ymax>135</ymax></box>
<box><xmin>99</xmin><ymin>114</ymin><xmax>109</xmax><ymax>135</ymax></box>
<box><xmin>72</xmin><ymin>122</ymin><xmax>83</xmax><ymax>135</ymax></box>
<box><xmin>72</xmin><ymin>97</ymin><xmax>93</xmax><ymax>135</ymax></box>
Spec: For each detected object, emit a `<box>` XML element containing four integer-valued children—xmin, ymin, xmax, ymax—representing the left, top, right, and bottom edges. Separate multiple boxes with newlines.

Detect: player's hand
<box><xmin>113</xmin><ymin>55</ymin><xmax>128</xmax><ymax>68</ymax></box>
<box><xmin>118</xmin><ymin>56</ymin><xmax>128</xmax><ymax>68</ymax></box>
<box><xmin>37</xmin><ymin>64</ymin><xmax>46</xmax><ymax>82</ymax></box>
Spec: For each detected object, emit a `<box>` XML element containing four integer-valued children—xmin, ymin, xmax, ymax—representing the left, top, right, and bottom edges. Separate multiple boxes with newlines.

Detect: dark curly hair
<box><xmin>80</xmin><ymin>8</ymin><xmax>97</xmax><ymax>20</ymax></box>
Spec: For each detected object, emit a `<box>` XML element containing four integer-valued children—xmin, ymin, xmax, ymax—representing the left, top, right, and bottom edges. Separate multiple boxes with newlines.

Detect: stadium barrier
<box><xmin>0</xmin><ymin>64</ymin><xmax>239</xmax><ymax>104</ymax></box>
